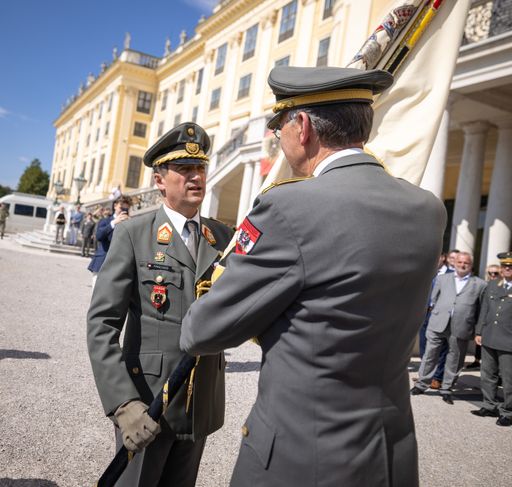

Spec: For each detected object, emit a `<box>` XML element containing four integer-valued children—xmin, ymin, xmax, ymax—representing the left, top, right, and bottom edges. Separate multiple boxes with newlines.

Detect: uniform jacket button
<box><xmin>132</xmin><ymin>367</ymin><xmax>140</xmax><ymax>374</ymax></box>
<box><xmin>241</xmin><ymin>425</ymin><xmax>249</xmax><ymax>437</ymax></box>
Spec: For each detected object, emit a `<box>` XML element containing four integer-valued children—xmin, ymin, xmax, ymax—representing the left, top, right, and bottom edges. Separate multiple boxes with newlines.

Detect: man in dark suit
<box><xmin>180</xmin><ymin>67</ymin><xmax>447</xmax><ymax>487</ymax></box>
<box><xmin>87</xmin><ymin>195</ymin><xmax>132</xmax><ymax>285</ymax></box>
<box><xmin>412</xmin><ymin>251</ymin><xmax>486</xmax><ymax>403</ymax></box>
<box><xmin>472</xmin><ymin>251</ymin><xmax>512</xmax><ymax>426</ymax></box>
<box><xmin>87</xmin><ymin>123</ymin><xmax>233</xmax><ymax>486</ymax></box>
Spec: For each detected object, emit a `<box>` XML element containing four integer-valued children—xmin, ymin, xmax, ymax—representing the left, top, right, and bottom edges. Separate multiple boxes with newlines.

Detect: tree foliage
<box><xmin>0</xmin><ymin>184</ymin><xmax>12</xmax><ymax>198</ymax></box>
<box><xmin>17</xmin><ymin>159</ymin><xmax>49</xmax><ymax>196</ymax></box>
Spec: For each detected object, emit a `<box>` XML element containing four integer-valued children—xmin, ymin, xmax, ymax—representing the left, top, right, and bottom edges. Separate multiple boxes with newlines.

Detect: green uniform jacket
<box><xmin>476</xmin><ymin>279</ymin><xmax>512</xmax><ymax>352</ymax></box>
<box><xmin>87</xmin><ymin>206</ymin><xmax>233</xmax><ymax>440</ymax></box>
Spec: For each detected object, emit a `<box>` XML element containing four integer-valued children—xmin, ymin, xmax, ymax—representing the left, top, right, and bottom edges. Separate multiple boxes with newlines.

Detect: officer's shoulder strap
<box><xmin>261</xmin><ymin>176</ymin><xmax>311</xmax><ymax>194</ymax></box>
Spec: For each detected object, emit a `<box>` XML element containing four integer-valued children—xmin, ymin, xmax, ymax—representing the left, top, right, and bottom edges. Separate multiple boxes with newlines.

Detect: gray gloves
<box><xmin>114</xmin><ymin>400</ymin><xmax>161</xmax><ymax>452</ymax></box>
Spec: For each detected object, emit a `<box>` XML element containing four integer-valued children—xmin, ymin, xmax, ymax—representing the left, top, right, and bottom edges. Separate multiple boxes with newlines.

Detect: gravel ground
<box><xmin>0</xmin><ymin>237</ymin><xmax>510</xmax><ymax>487</ymax></box>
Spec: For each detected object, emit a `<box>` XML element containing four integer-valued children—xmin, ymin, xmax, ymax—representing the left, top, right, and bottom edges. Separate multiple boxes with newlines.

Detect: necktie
<box><xmin>185</xmin><ymin>220</ymin><xmax>198</xmax><ymax>262</ymax></box>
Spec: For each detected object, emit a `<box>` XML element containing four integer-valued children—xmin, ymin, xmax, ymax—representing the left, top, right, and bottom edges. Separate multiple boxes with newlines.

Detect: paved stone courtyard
<box><xmin>0</xmin><ymin>238</ymin><xmax>510</xmax><ymax>487</ymax></box>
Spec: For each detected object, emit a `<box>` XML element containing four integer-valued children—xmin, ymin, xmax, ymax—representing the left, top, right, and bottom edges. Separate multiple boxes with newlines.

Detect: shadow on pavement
<box><xmin>226</xmin><ymin>361</ymin><xmax>260</xmax><ymax>373</ymax></box>
<box><xmin>0</xmin><ymin>480</ymin><xmax>59</xmax><ymax>487</ymax></box>
<box><xmin>0</xmin><ymin>349</ymin><xmax>51</xmax><ymax>360</ymax></box>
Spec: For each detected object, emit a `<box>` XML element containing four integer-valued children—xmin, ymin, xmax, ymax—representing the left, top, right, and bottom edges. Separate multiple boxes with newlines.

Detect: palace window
<box><xmin>192</xmin><ymin>106</ymin><xmax>198</xmax><ymax>123</ymax></box>
<box><xmin>323</xmin><ymin>0</ymin><xmax>334</xmax><ymax>19</ymax></box>
<box><xmin>126</xmin><ymin>155</ymin><xmax>143</xmax><ymax>188</ymax></box>
<box><xmin>275</xmin><ymin>55</ymin><xmax>290</xmax><ymax>67</ymax></box>
<box><xmin>133</xmin><ymin>122</ymin><xmax>147</xmax><ymax>138</ymax></box>
<box><xmin>177</xmin><ymin>80</ymin><xmax>185</xmax><ymax>103</ymax></box>
<box><xmin>215</xmin><ymin>43</ymin><xmax>227</xmax><ymax>75</ymax></box>
<box><xmin>279</xmin><ymin>0</ymin><xmax>298</xmax><ymax>43</ymax></box>
<box><xmin>243</xmin><ymin>24</ymin><xmax>258</xmax><ymax>61</ymax></box>
<box><xmin>196</xmin><ymin>68</ymin><xmax>203</xmax><ymax>94</ymax></box>
<box><xmin>89</xmin><ymin>158</ymin><xmax>95</xmax><ymax>183</ymax></box>
<box><xmin>174</xmin><ymin>114</ymin><xmax>182</xmax><ymax>126</ymax></box>
<box><xmin>210</xmin><ymin>88</ymin><xmax>221</xmax><ymax>110</ymax></box>
<box><xmin>136</xmin><ymin>90</ymin><xmax>153</xmax><ymax>114</ymax></box>
<box><xmin>161</xmin><ymin>89</ymin><xmax>168</xmax><ymax>110</ymax></box>
<box><xmin>157</xmin><ymin>121</ymin><xmax>164</xmax><ymax>137</ymax></box>
<box><xmin>97</xmin><ymin>155</ymin><xmax>104</xmax><ymax>184</ymax></box>
<box><xmin>105</xmin><ymin>121</ymin><xmax>110</xmax><ymax>136</ymax></box>
<box><xmin>317</xmin><ymin>37</ymin><xmax>330</xmax><ymax>66</ymax></box>
<box><xmin>237</xmin><ymin>74</ymin><xmax>252</xmax><ymax>100</ymax></box>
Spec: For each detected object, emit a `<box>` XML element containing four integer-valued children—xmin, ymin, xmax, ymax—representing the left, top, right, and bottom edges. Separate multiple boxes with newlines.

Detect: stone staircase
<box><xmin>15</xmin><ymin>229</ymin><xmax>93</xmax><ymax>256</ymax></box>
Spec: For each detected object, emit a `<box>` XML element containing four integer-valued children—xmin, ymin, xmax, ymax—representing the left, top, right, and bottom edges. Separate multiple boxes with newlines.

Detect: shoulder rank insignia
<box><xmin>261</xmin><ymin>176</ymin><xmax>312</xmax><ymax>194</ymax></box>
<box><xmin>157</xmin><ymin>223</ymin><xmax>173</xmax><ymax>244</ymax></box>
<box><xmin>236</xmin><ymin>217</ymin><xmax>261</xmax><ymax>255</ymax></box>
<box><xmin>202</xmin><ymin>224</ymin><xmax>216</xmax><ymax>245</ymax></box>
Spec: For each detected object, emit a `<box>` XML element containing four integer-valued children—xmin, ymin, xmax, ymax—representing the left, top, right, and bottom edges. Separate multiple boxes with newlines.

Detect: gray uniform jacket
<box><xmin>180</xmin><ymin>153</ymin><xmax>447</xmax><ymax>487</ymax></box>
<box><xmin>428</xmin><ymin>273</ymin><xmax>486</xmax><ymax>340</ymax></box>
<box><xmin>87</xmin><ymin>206</ymin><xmax>233</xmax><ymax>440</ymax></box>
<box><xmin>476</xmin><ymin>280</ymin><xmax>512</xmax><ymax>352</ymax></box>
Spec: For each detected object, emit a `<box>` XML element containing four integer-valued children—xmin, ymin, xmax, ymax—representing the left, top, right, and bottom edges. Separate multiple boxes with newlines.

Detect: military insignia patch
<box><xmin>154</xmin><ymin>251</ymin><xmax>165</xmax><ymax>262</ymax></box>
<box><xmin>202</xmin><ymin>224</ymin><xmax>216</xmax><ymax>245</ymax></box>
<box><xmin>157</xmin><ymin>223</ymin><xmax>173</xmax><ymax>244</ymax></box>
<box><xmin>150</xmin><ymin>285</ymin><xmax>167</xmax><ymax>309</ymax></box>
<box><xmin>236</xmin><ymin>218</ymin><xmax>261</xmax><ymax>255</ymax></box>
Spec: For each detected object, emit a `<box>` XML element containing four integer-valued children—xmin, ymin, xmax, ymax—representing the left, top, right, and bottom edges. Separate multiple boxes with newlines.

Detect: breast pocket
<box><xmin>138</xmin><ymin>263</ymin><xmax>183</xmax><ymax>322</ymax></box>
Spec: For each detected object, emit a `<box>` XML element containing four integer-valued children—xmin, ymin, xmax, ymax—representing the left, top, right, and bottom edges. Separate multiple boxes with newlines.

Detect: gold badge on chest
<box><xmin>202</xmin><ymin>224</ymin><xmax>216</xmax><ymax>245</ymax></box>
<box><xmin>157</xmin><ymin>223</ymin><xmax>173</xmax><ymax>244</ymax></box>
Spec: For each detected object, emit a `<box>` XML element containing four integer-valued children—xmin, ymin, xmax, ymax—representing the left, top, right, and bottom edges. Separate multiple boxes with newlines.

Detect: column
<box><xmin>450</xmin><ymin>121</ymin><xmax>489</xmax><ymax>254</ymax></box>
<box><xmin>420</xmin><ymin>107</ymin><xmax>450</xmax><ymax>198</ymax></box>
<box><xmin>218</xmin><ymin>33</ymin><xmax>243</xmax><ymax>143</ymax></box>
<box><xmin>250</xmin><ymin>13</ymin><xmax>277</xmax><ymax>116</ymax></box>
<box><xmin>250</xmin><ymin>160</ymin><xmax>263</xmax><ymax>202</ymax></box>
<box><xmin>294</xmin><ymin>0</ymin><xmax>317</xmax><ymax>65</ymax></box>
<box><xmin>329</xmin><ymin>1</ymin><xmax>348</xmax><ymax>65</ymax></box>
<box><xmin>201</xmin><ymin>186</ymin><xmax>220</xmax><ymax>218</ymax></box>
<box><xmin>237</xmin><ymin>161</ymin><xmax>255</xmax><ymax>224</ymax></box>
<box><xmin>479</xmin><ymin>120</ymin><xmax>512</xmax><ymax>274</ymax></box>
<box><xmin>197</xmin><ymin>50</ymin><xmax>214</xmax><ymax>124</ymax></box>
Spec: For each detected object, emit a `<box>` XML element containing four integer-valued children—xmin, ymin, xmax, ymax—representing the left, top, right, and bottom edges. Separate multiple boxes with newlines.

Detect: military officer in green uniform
<box><xmin>0</xmin><ymin>202</ymin><xmax>9</xmax><ymax>239</ymax></box>
<box><xmin>472</xmin><ymin>251</ymin><xmax>512</xmax><ymax>426</ymax></box>
<box><xmin>87</xmin><ymin>122</ymin><xmax>234</xmax><ymax>486</ymax></box>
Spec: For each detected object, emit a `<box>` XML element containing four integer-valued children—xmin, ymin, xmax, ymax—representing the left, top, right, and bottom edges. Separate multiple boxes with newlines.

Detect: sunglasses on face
<box><xmin>488</xmin><ymin>272</ymin><xmax>499</xmax><ymax>277</ymax></box>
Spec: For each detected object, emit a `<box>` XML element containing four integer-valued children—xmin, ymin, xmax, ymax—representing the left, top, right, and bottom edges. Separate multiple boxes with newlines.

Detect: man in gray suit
<box><xmin>180</xmin><ymin>67</ymin><xmax>447</xmax><ymax>487</ymax></box>
<box><xmin>87</xmin><ymin>123</ymin><xmax>233</xmax><ymax>486</ymax></box>
<box><xmin>411</xmin><ymin>252</ymin><xmax>486</xmax><ymax>404</ymax></box>
<box><xmin>471</xmin><ymin>251</ymin><xmax>512</xmax><ymax>426</ymax></box>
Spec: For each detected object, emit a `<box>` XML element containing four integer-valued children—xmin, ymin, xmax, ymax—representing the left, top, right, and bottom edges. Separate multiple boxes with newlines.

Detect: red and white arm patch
<box><xmin>235</xmin><ymin>217</ymin><xmax>262</xmax><ymax>255</ymax></box>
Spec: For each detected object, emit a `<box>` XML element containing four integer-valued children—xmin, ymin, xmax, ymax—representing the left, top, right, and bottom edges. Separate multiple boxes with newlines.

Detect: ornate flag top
<box><xmin>348</xmin><ymin>1</ymin><xmax>424</xmax><ymax>71</ymax></box>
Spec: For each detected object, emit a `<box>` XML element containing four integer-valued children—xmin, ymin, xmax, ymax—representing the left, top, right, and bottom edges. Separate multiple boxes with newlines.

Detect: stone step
<box><xmin>15</xmin><ymin>231</ymin><xmax>95</xmax><ymax>256</ymax></box>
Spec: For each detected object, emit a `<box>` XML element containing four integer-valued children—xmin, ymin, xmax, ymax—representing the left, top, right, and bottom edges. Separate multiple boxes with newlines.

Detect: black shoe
<box><xmin>471</xmin><ymin>407</ymin><xmax>499</xmax><ymax>418</ymax></box>
<box><xmin>465</xmin><ymin>361</ymin><xmax>480</xmax><ymax>370</ymax></box>
<box><xmin>410</xmin><ymin>386</ymin><xmax>425</xmax><ymax>396</ymax></box>
<box><xmin>442</xmin><ymin>394</ymin><xmax>454</xmax><ymax>405</ymax></box>
<box><xmin>496</xmin><ymin>416</ymin><xmax>511</xmax><ymax>427</ymax></box>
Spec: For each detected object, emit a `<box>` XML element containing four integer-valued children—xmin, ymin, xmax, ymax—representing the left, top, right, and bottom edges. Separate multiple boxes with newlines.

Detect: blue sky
<box><xmin>0</xmin><ymin>0</ymin><xmax>217</xmax><ymax>188</ymax></box>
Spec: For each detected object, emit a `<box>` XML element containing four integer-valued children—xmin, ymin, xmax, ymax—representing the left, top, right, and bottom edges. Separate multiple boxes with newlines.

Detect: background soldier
<box><xmin>87</xmin><ymin>123</ymin><xmax>233</xmax><ymax>486</ymax></box>
<box><xmin>180</xmin><ymin>66</ymin><xmax>447</xmax><ymax>487</ymax></box>
<box><xmin>472</xmin><ymin>252</ymin><xmax>512</xmax><ymax>426</ymax></box>
<box><xmin>0</xmin><ymin>202</ymin><xmax>9</xmax><ymax>239</ymax></box>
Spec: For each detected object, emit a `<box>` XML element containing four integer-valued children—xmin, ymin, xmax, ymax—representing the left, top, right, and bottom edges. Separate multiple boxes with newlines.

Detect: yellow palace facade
<box><xmin>49</xmin><ymin>0</ymin><xmax>512</xmax><ymax>275</ymax></box>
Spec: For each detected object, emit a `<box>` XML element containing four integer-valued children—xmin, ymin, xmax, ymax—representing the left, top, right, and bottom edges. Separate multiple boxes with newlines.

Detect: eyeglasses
<box><xmin>488</xmin><ymin>272</ymin><xmax>500</xmax><ymax>277</ymax></box>
<box><xmin>272</xmin><ymin>116</ymin><xmax>292</xmax><ymax>140</ymax></box>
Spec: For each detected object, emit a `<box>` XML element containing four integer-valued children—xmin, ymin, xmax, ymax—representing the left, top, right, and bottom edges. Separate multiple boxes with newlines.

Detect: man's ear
<box><xmin>154</xmin><ymin>172</ymin><xmax>165</xmax><ymax>191</ymax></box>
<box><xmin>297</xmin><ymin>112</ymin><xmax>311</xmax><ymax>146</ymax></box>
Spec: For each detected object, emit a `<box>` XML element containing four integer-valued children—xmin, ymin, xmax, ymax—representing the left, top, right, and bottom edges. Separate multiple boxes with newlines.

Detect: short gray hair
<box><xmin>287</xmin><ymin>102</ymin><xmax>374</xmax><ymax>148</ymax></box>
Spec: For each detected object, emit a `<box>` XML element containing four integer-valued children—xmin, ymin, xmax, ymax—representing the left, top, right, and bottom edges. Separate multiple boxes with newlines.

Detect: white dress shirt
<box><xmin>162</xmin><ymin>204</ymin><xmax>200</xmax><ymax>245</ymax></box>
<box><xmin>313</xmin><ymin>148</ymin><xmax>365</xmax><ymax>177</ymax></box>
<box><xmin>454</xmin><ymin>273</ymin><xmax>470</xmax><ymax>294</ymax></box>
